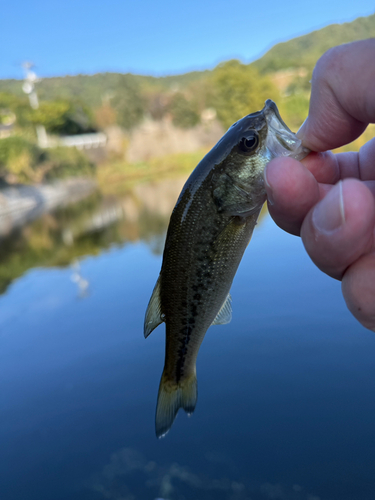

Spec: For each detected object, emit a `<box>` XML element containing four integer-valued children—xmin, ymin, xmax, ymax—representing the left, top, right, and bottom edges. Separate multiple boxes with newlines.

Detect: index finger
<box><xmin>265</xmin><ymin>137</ymin><xmax>375</xmax><ymax>236</ymax></box>
<box><xmin>303</xmin><ymin>136</ymin><xmax>375</xmax><ymax>185</ymax></box>
<box><xmin>298</xmin><ymin>39</ymin><xmax>375</xmax><ymax>152</ymax></box>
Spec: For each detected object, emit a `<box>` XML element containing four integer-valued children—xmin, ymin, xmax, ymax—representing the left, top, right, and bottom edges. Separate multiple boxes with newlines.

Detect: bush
<box><xmin>29</xmin><ymin>100</ymin><xmax>96</xmax><ymax>135</ymax></box>
<box><xmin>211</xmin><ymin>60</ymin><xmax>280</xmax><ymax>129</ymax></box>
<box><xmin>0</xmin><ymin>137</ymin><xmax>94</xmax><ymax>183</ymax></box>
<box><xmin>0</xmin><ymin>136</ymin><xmax>43</xmax><ymax>182</ymax></box>
<box><xmin>43</xmin><ymin>147</ymin><xmax>94</xmax><ymax>180</ymax></box>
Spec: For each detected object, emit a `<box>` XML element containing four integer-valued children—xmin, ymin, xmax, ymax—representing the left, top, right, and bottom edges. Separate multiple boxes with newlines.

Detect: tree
<box><xmin>278</xmin><ymin>93</ymin><xmax>310</xmax><ymax>130</ymax></box>
<box><xmin>169</xmin><ymin>92</ymin><xmax>200</xmax><ymax>128</ymax></box>
<box><xmin>211</xmin><ymin>60</ymin><xmax>280</xmax><ymax>129</ymax></box>
<box><xmin>29</xmin><ymin>100</ymin><xmax>96</xmax><ymax>135</ymax></box>
<box><xmin>111</xmin><ymin>76</ymin><xmax>145</xmax><ymax>130</ymax></box>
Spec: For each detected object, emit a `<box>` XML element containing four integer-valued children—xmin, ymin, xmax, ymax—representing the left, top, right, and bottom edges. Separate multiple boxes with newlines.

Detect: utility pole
<box><xmin>22</xmin><ymin>62</ymin><xmax>48</xmax><ymax>148</ymax></box>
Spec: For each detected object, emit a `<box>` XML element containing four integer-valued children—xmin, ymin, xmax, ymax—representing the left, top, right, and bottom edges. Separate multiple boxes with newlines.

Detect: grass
<box><xmin>96</xmin><ymin>148</ymin><xmax>210</xmax><ymax>195</ymax></box>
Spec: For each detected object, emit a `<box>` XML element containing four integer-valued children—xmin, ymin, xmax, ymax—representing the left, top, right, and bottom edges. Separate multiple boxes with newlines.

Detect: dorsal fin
<box><xmin>211</xmin><ymin>292</ymin><xmax>232</xmax><ymax>326</ymax></box>
<box><xmin>144</xmin><ymin>277</ymin><xmax>164</xmax><ymax>338</ymax></box>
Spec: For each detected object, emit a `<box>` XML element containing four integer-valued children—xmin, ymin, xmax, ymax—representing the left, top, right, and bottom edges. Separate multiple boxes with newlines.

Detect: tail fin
<box><xmin>155</xmin><ymin>371</ymin><xmax>197</xmax><ymax>438</ymax></box>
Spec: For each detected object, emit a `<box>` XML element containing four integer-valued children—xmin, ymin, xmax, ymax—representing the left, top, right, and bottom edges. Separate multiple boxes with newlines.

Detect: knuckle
<box><xmin>312</xmin><ymin>45</ymin><xmax>346</xmax><ymax>87</ymax></box>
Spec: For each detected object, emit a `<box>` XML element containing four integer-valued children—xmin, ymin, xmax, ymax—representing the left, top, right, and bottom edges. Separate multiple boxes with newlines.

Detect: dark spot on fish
<box><xmin>193</xmin><ymin>293</ymin><xmax>201</xmax><ymax>300</ymax></box>
<box><xmin>189</xmin><ymin>318</ymin><xmax>195</xmax><ymax>324</ymax></box>
<box><xmin>197</xmin><ymin>255</ymin><xmax>207</xmax><ymax>268</ymax></box>
<box><xmin>176</xmin><ymin>324</ymin><xmax>196</xmax><ymax>380</ymax></box>
<box><xmin>179</xmin><ymin>345</ymin><xmax>188</xmax><ymax>355</ymax></box>
<box><xmin>179</xmin><ymin>326</ymin><xmax>192</xmax><ymax>336</ymax></box>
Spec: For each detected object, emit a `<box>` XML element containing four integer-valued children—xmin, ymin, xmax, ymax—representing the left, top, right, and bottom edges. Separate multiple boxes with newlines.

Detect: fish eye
<box><xmin>238</xmin><ymin>132</ymin><xmax>259</xmax><ymax>154</ymax></box>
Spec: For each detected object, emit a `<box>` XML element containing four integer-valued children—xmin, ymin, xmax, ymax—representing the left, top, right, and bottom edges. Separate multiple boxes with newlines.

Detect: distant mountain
<box><xmin>0</xmin><ymin>71</ymin><xmax>210</xmax><ymax>108</ymax></box>
<box><xmin>0</xmin><ymin>13</ymin><xmax>373</xmax><ymax>108</ymax></box>
<box><xmin>252</xmin><ymin>13</ymin><xmax>375</xmax><ymax>74</ymax></box>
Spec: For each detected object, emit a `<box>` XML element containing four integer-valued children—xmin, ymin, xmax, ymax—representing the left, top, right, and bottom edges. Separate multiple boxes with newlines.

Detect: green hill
<box><xmin>252</xmin><ymin>13</ymin><xmax>375</xmax><ymax>74</ymax></box>
<box><xmin>0</xmin><ymin>13</ymin><xmax>373</xmax><ymax>108</ymax></box>
<box><xmin>0</xmin><ymin>71</ymin><xmax>209</xmax><ymax>108</ymax></box>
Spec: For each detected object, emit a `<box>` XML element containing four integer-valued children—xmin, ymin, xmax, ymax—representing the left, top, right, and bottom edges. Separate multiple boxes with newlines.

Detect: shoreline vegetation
<box><xmin>96</xmin><ymin>122</ymin><xmax>375</xmax><ymax>193</ymax></box>
<box><xmin>0</xmin><ymin>119</ymin><xmax>373</xmax><ymax>234</ymax></box>
<box><xmin>0</xmin><ymin>13</ymin><xmax>373</xmax><ymax>209</ymax></box>
<box><xmin>96</xmin><ymin>148</ymin><xmax>209</xmax><ymax>195</ymax></box>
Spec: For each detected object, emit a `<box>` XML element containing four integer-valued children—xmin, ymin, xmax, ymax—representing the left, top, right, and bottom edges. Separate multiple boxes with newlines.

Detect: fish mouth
<box><xmin>263</xmin><ymin>99</ymin><xmax>310</xmax><ymax>161</ymax></box>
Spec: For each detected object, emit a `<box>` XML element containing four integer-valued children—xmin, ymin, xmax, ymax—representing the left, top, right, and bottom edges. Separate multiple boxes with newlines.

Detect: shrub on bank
<box><xmin>0</xmin><ymin>136</ymin><xmax>94</xmax><ymax>183</ymax></box>
<box><xmin>0</xmin><ymin>136</ymin><xmax>44</xmax><ymax>183</ymax></box>
<box><xmin>43</xmin><ymin>147</ymin><xmax>95</xmax><ymax>181</ymax></box>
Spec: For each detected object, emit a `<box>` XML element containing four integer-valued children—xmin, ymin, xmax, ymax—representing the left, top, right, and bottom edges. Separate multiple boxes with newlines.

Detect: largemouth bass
<box><xmin>144</xmin><ymin>100</ymin><xmax>309</xmax><ymax>438</ymax></box>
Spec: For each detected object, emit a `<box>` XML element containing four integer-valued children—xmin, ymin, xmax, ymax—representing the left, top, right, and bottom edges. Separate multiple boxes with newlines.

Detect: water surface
<box><xmin>0</xmin><ymin>176</ymin><xmax>374</xmax><ymax>500</ymax></box>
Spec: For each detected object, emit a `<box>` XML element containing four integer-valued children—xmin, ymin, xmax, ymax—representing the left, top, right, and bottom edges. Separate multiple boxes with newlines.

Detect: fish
<box><xmin>144</xmin><ymin>99</ymin><xmax>309</xmax><ymax>438</ymax></box>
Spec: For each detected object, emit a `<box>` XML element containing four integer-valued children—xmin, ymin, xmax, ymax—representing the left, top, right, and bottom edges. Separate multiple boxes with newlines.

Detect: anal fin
<box><xmin>211</xmin><ymin>292</ymin><xmax>232</xmax><ymax>326</ymax></box>
<box><xmin>144</xmin><ymin>276</ymin><xmax>163</xmax><ymax>338</ymax></box>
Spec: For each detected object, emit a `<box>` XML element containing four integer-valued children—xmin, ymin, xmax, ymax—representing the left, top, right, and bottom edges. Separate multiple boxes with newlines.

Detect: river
<box><xmin>0</xmin><ymin>175</ymin><xmax>374</xmax><ymax>500</ymax></box>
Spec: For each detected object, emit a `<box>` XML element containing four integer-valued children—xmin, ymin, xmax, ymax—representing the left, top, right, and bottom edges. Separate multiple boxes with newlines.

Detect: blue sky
<box><xmin>1</xmin><ymin>0</ymin><xmax>374</xmax><ymax>79</ymax></box>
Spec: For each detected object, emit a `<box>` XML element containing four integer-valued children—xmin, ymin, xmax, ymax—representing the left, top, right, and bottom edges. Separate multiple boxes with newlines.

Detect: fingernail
<box><xmin>263</xmin><ymin>165</ymin><xmax>274</xmax><ymax>205</ymax></box>
<box><xmin>312</xmin><ymin>181</ymin><xmax>346</xmax><ymax>234</ymax></box>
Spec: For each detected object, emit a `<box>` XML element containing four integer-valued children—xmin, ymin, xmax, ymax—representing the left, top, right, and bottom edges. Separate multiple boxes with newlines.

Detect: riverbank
<box><xmin>0</xmin><ymin>178</ymin><xmax>96</xmax><ymax>237</ymax></box>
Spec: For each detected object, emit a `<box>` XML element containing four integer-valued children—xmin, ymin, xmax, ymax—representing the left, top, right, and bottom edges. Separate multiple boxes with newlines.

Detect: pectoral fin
<box><xmin>144</xmin><ymin>276</ymin><xmax>163</xmax><ymax>338</ymax></box>
<box><xmin>213</xmin><ymin>173</ymin><xmax>265</xmax><ymax>218</ymax></box>
<box><xmin>211</xmin><ymin>292</ymin><xmax>232</xmax><ymax>326</ymax></box>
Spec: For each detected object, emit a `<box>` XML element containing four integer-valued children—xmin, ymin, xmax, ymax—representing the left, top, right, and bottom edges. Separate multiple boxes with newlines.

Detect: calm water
<box><xmin>0</xmin><ymin>176</ymin><xmax>374</xmax><ymax>500</ymax></box>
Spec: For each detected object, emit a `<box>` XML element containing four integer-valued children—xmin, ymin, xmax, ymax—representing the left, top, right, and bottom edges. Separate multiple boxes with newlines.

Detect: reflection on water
<box><xmin>90</xmin><ymin>446</ymin><xmax>321</xmax><ymax>500</ymax></box>
<box><xmin>0</xmin><ymin>175</ymin><xmax>375</xmax><ymax>500</ymax></box>
<box><xmin>71</xmin><ymin>260</ymin><xmax>90</xmax><ymax>298</ymax></box>
<box><xmin>0</xmin><ymin>176</ymin><xmax>187</xmax><ymax>295</ymax></box>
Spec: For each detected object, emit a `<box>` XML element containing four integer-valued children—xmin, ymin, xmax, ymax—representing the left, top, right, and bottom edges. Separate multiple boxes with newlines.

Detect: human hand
<box><xmin>264</xmin><ymin>39</ymin><xmax>375</xmax><ymax>331</ymax></box>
